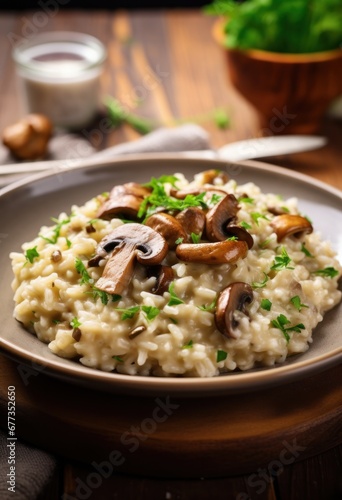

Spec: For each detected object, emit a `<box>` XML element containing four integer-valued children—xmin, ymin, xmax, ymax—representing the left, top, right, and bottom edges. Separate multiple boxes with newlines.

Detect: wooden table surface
<box><xmin>0</xmin><ymin>9</ymin><xmax>342</xmax><ymax>500</ymax></box>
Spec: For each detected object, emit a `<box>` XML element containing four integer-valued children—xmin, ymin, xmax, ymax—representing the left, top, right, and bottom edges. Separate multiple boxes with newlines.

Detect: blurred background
<box><xmin>1</xmin><ymin>1</ymin><xmax>209</xmax><ymax>9</ymax></box>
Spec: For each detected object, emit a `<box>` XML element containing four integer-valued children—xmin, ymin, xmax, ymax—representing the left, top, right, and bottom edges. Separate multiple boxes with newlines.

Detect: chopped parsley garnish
<box><xmin>175</xmin><ymin>237</ymin><xmax>184</xmax><ymax>245</ymax></box>
<box><xmin>198</xmin><ymin>297</ymin><xmax>217</xmax><ymax>312</ymax></box>
<box><xmin>226</xmin><ymin>236</ymin><xmax>238</xmax><ymax>241</ymax></box>
<box><xmin>280</xmin><ymin>206</ymin><xmax>290</xmax><ymax>213</ymax></box>
<box><xmin>271</xmin><ymin>247</ymin><xmax>294</xmax><ymax>271</ymax></box>
<box><xmin>115</xmin><ymin>305</ymin><xmax>160</xmax><ymax>321</ymax></box>
<box><xmin>25</xmin><ymin>246</ymin><xmax>40</xmax><ymax>264</ymax></box>
<box><xmin>301</xmin><ymin>242</ymin><xmax>314</xmax><ymax>258</ymax></box>
<box><xmin>52</xmin><ymin>319</ymin><xmax>61</xmax><ymax>324</ymax></box>
<box><xmin>144</xmin><ymin>175</ymin><xmax>179</xmax><ymax>188</ymax></box>
<box><xmin>290</xmin><ymin>295</ymin><xmax>309</xmax><ymax>311</ymax></box>
<box><xmin>191</xmin><ymin>232</ymin><xmax>201</xmax><ymax>243</ymax></box>
<box><xmin>70</xmin><ymin>317</ymin><xmax>81</xmax><ymax>329</ymax></box>
<box><xmin>259</xmin><ymin>237</ymin><xmax>272</xmax><ymax>249</ymax></box>
<box><xmin>209</xmin><ymin>193</ymin><xmax>223</xmax><ymax>205</ymax></box>
<box><xmin>240</xmin><ymin>221</ymin><xmax>252</xmax><ymax>230</ymax></box>
<box><xmin>252</xmin><ymin>272</ymin><xmax>269</xmax><ymax>289</ymax></box>
<box><xmin>216</xmin><ymin>350</ymin><xmax>228</xmax><ymax>362</ymax></box>
<box><xmin>66</xmin><ymin>237</ymin><xmax>72</xmax><ymax>248</ymax></box>
<box><xmin>239</xmin><ymin>197</ymin><xmax>254</xmax><ymax>204</ymax></box>
<box><xmin>182</xmin><ymin>339</ymin><xmax>194</xmax><ymax>349</ymax></box>
<box><xmin>167</xmin><ymin>282</ymin><xmax>184</xmax><ymax>306</ymax></box>
<box><xmin>260</xmin><ymin>299</ymin><xmax>272</xmax><ymax>311</ymax></box>
<box><xmin>75</xmin><ymin>258</ymin><xmax>92</xmax><ymax>285</ymax></box>
<box><xmin>112</xmin><ymin>355</ymin><xmax>124</xmax><ymax>363</ymax></box>
<box><xmin>40</xmin><ymin>216</ymin><xmax>72</xmax><ymax>244</ymax></box>
<box><xmin>271</xmin><ymin>314</ymin><xmax>305</xmax><ymax>342</ymax></box>
<box><xmin>251</xmin><ymin>212</ymin><xmax>269</xmax><ymax>225</ymax></box>
<box><xmin>141</xmin><ymin>306</ymin><xmax>160</xmax><ymax>321</ymax></box>
<box><xmin>138</xmin><ymin>178</ymin><xmax>208</xmax><ymax>219</ymax></box>
<box><xmin>313</xmin><ymin>267</ymin><xmax>339</xmax><ymax>278</ymax></box>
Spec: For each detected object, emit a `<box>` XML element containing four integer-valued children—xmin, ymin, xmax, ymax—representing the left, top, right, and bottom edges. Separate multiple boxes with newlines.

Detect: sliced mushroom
<box><xmin>169</xmin><ymin>186</ymin><xmax>227</xmax><ymax>200</ymax></box>
<box><xmin>176</xmin><ymin>240</ymin><xmax>248</xmax><ymax>264</ymax></box>
<box><xmin>215</xmin><ymin>282</ymin><xmax>253</xmax><ymax>338</ymax></box>
<box><xmin>93</xmin><ymin>223</ymin><xmax>168</xmax><ymax>295</ymax></box>
<box><xmin>175</xmin><ymin>207</ymin><xmax>206</xmax><ymax>240</ymax></box>
<box><xmin>223</xmin><ymin>226</ymin><xmax>254</xmax><ymax>249</ymax></box>
<box><xmin>97</xmin><ymin>183</ymin><xmax>151</xmax><ymax>220</ymax></box>
<box><xmin>145</xmin><ymin>212</ymin><xmax>187</xmax><ymax>248</ymax></box>
<box><xmin>146</xmin><ymin>265</ymin><xmax>174</xmax><ymax>294</ymax></box>
<box><xmin>194</xmin><ymin>169</ymin><xmax>229</xmax><ymax>185</ymax></box>
<box><xmin>271</xmin><ymin>214</ymin><xmax>313</xmax><ymax>242</ymax></box>
<box><xmin>205</xmin><ymin>194</ymin><xmax>240</xmax><ymax>241</ymax></box>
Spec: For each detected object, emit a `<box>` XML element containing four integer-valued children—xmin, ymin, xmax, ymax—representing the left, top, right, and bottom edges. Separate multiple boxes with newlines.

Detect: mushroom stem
<box><xmin>176</xmin><ymin>240</ymin><xmax>248</xmax><ymax>264</ymax></box>
<box><xmin>95</xmin><ymin>241</ymin><xmax>137</xmax><ymax>295</ymax></box>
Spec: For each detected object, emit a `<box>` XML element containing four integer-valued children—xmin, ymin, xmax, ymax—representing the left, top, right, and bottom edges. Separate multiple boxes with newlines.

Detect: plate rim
<box><xmin>1</xmin><ymin>154</ymin><xmax>341</xmax><ymax>396</ymax></box>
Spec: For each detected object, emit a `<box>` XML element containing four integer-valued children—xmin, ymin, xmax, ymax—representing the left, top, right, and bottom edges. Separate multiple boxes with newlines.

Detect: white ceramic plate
<box><xmin>0</xmin><ymin>155</ymin><xmax>341</xmax><ymax>396</ymax></box>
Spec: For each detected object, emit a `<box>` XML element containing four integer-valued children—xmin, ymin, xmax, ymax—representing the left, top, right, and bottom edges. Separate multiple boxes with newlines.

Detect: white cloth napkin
<box><xmin>0</xmin><ymin>124</ymin><xmax>211</xmax><ymax>187</ymax></box>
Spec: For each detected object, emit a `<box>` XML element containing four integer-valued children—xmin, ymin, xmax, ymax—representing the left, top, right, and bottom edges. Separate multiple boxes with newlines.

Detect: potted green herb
<box><xmin>206</xmin><ymin>0</ymin><xmax>342</xmax><ymax>134</ymax></box>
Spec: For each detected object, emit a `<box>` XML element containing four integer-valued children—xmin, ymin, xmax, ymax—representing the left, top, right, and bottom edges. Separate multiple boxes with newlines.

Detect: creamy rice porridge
<box><xmin>10</xmin><ymin>170</ymin><xmax>342</xmax><ymax>377</ymax></box>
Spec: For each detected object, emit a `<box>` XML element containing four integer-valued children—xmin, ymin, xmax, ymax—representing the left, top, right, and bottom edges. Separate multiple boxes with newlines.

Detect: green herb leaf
<box><xmin>252</xmin><ymin>272</ymin><xmax>269</xmax><ymax>289</ymax></box>
<box><xmin>106</xmin><ymin>96</ymin><xmax>154</xmax><ymax>135</ymax></box>
<box><xmin>175</xmin><ymin>237</ymin><xmax>184</xmax><ymax>245</ymax></box>
<box><xmin>141</xmin><ymin>305</ymin><xmax>160</xmax><ymax>321</ymax></box>
<box><xmin>313</xmin><ymin>267</ymin><xmax>339</xmax><ymax>278</ymax></box>
<box><xmin>290</xmin><ymin>295</ymin><xmax>309</xmax><ymax>311</ymax></box>
<box><xmin>75</xmin><ymin>258</ymin><xmax>91</xmax><ymax>285</ymax></box>
<box><xmin>191</xmin><ymin>232</ymin><xmax>201</xmax><ymax>243</ymax></box>
<box><xmin>66</xmin><ymin>238</ymin><xmax>72</xmax><ymax>248</ymax></box>
<box><xmin>198</xmin><ymin>297</ymin><xmax>217</xmax><ymax>312</ymax></box>
<box><xmin>240</xmin><ymin>221</ymin><xmax>252</xmax><ymax>230</ymax></box>
<box><xmin>167</xmin><ymin>282</ymin><xmax>184</xmax><ymax>306</ymax></box>
<box><xmin>169</xmin><ymin>317</ymin><xmax>178</xmax><ymax>324</ymax></box>
<box><xmin>271</xmin><ymin>314</ymin><xmax>305</xmax><ymax>343</ymax></box>
<box><xmin>138</xmin><ymin>178</ymin><xmax>208</xmax><ymax>219</ymax></box>
<box><xmin>25</xmin><ymin>246</ymin><xmax>40</xmax><ymax>264</ymax></box>
<box><xmin>259</xmin><ymin>238</ymin><xmax>272</xmax><ymax>249</ymax></box>
<box><xmin>251</xmin><ymin>212</ymin><xmax>269</xmax><ymax>225</ymax></box>
<box><xmin>216</xmin><ymin>350</ymin><xmax>228</xmax><ymax>362</ymax></box>
<box><xmin>112</xmin><ymin>355</ymin><xmax>124</xmax><ymax>363</ymax></box>
<box><xmin>260</xmin><ymin>298</ymin><xmax>272</xmax><ymax>311</ymax></box>
<box><xmin>70</xmin><ymin>317</ymin><xmax>81</xmax><ymax>328</ymax></box>
<box><xmin>116</xmin><ymin>306</ymin><xmax>140</xmax><ymax>320</ymax></box>
<box><xmin>182</xmin><ymin>339</ymin><xmax>194</xmax><ymax>349</ymax></box>
<box><xmin>213</xmin><ymin>108</ymin><xmax>230</xmax><ymax>129</ymax></box>
<box><xmin>271</xmin><ymin>247</ymin><xmax>294</xmax><ymax>271</ymax></box>
<box><xmin>301</xmin><ymin>242</ymin><xmax>314</xmax><ymax>258</ymax></box>
<box><xmin>40</xmin><ymin>216</ymin><xmax>71</xmax><ymax>244</ymax></box>
<box><xmin>226</xmin><ymin>236</ymin><xmax>238</xmax><ymax>241</ymax></box>
<box><xmin>209</xmin><ymin>193</ymin><xmax>223</xmax><ymax>205</ymax></box>
<box><xmin>239</xmin><ymin>197</ymin><xmax>254</xmax><ymax>204</ymax></box>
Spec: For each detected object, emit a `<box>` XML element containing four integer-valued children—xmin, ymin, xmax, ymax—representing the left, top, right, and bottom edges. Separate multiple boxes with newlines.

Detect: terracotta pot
<box><xmin>213</xmin><ymin>20</ymin><xmax>342</xmax><ymax>134</ymax></box>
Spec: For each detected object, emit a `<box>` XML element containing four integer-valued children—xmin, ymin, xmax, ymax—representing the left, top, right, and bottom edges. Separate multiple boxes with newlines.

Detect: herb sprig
<box><xmin>271</xmin><ymin>314</ymin><xmax>305</xmax><ymax>342</ymax></box>
<box><xmin>75</xmin><ymin>258</ymin><xmax>121</xmax><ymax>305</ymax></box>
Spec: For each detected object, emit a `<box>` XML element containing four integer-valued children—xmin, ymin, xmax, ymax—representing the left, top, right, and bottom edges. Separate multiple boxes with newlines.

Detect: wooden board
<box><xmin>0</xmin><ymin>354</ymin><xmax>341</xmax><ymax>478</ymax></box>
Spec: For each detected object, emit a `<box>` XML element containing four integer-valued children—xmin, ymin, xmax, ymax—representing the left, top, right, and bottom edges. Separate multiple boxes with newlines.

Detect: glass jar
<box><xmin>13</xmin><ymin>31</ymin><xmax>107</xmax><ymax>130</ymax></box>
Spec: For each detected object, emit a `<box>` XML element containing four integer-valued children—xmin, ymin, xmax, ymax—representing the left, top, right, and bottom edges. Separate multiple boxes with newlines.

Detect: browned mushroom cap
<box><xmin>175</xmin><ymin>240</ymin><xmax>248</xmax><ymax>264</ymax></box>
<box><xmin>215</xmin><ymin>282</ymin><xmax>253</xmax><ymax>338</ymax></box>
<box><xmin>270</xmin><ymin>214</ymin><xmax>313</xmax><ymax>242</ymax></box>
<box><xmin>205</xmin><ymin>194</ymin><xmax>239</xmax><ymax>241</ymax></box>
<box><xmin>145</xmin><ymin>212</ymin><xmax>187</xmax><ymax>248</ymax></box>
<box><xmin>146</xmin><ymin>265</ymin><xmax>174</xmax><ymax>294</ymax></box>
<box><xmin>97</xmin><ymin>183</ymin><xmax>151</xmax><ymax>220</ymax></box>
<box><xmin>175</xmin><ymin>207</ymin><xmax>206</xmax><ymax>240</ymax></box>
<box><xmin>93</xmin><ymin>223</ymin><xmax>168</xmax><ymax>295</ymax></box>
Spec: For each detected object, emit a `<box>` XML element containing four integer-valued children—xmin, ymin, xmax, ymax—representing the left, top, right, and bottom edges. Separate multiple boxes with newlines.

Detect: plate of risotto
<box><xmin>0</xmin><ymin>155</ymin><xmax>341</xmax><ymax>395</ymax></box>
